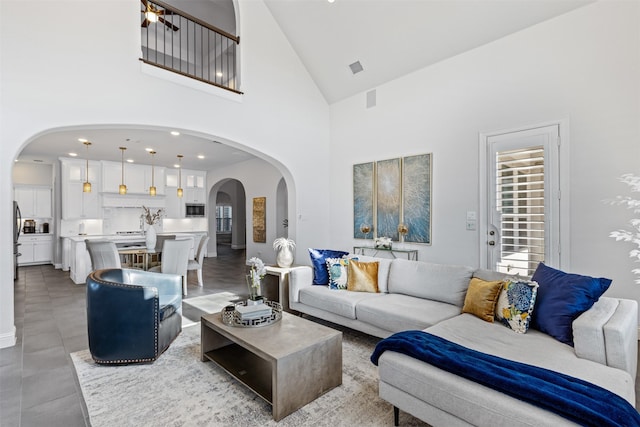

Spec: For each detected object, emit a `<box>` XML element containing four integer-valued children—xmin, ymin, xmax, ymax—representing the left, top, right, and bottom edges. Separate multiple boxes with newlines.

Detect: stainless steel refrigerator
<box><xmin>13</xmin><ymin>201</ymin><xmax>21</xmax><ymax>280</ymax></box>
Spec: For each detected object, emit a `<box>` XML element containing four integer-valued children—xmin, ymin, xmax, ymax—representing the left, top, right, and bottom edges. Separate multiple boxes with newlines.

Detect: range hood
<box><xmin>102</xmin><ymin>194</ymin><xmax>165</xmax><ymax>208</ymax></box>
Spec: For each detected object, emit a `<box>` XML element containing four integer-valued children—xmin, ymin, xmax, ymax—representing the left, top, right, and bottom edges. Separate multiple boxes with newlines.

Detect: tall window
<box><xmin>495</xmin><ymin>146</ymin><xmax>545</xmax><ymax>275</ymax></box>
<box><xmin>216</xmin><ymin>205</ymin><xmax>232</xmax><ymax>233</ymax></box>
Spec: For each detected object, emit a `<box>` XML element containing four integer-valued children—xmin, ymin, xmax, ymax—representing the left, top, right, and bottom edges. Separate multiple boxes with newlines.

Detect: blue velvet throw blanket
<box><xmin>371</xmin><ymin>330</ymin><xmax>640</xmax><ymax>427</ymax></box>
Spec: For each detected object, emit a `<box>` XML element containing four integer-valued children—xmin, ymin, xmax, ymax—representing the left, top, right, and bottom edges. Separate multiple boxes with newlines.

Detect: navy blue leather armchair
<box><xmin>86</xmin><ymin>268</ymin><xmax>182</xmax><ymax>364</ymax></box>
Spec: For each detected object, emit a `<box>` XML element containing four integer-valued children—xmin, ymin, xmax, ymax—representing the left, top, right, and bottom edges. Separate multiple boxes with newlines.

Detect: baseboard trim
<box><xmin>0</xmin><ymin>326</ymin><xmax>17</xmax><ymax>349</ymax></box>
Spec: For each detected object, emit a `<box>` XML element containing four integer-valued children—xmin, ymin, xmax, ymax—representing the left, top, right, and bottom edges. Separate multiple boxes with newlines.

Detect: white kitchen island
<box><xmin>62</xmin><ymin>232</ymin><xmax>205</xmax><ymax>284</ymax></box>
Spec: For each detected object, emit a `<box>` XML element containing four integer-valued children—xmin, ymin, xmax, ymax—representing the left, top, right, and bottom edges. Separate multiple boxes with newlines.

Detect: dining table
<box><xmin>117</xmin><ymin>246</ymin><xmax>161</xmax><ymax>271</ymax></box>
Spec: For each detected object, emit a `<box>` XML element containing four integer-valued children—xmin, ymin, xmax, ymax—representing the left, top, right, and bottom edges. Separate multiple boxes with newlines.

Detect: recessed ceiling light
<box><xmin>328</xmin><ymin>0</ymin><xmax>335</xmax><ymax>3</ymax></box>
<box><xmin>78</xmin><ymin>138</ymin><xmax>88</xmax><ymax>143</ymax></box>
<box><xmin>69</xmin><ymin>152</ymin><xmax>78</xmax><ymax>157</ymax></box>
<box><xmin>197</xmin><ymin>155</ymin><xmax>205</xmax><ymax>159</ymax></box>
<box><xmin>173</xmin><ymin>164</ymin><xmax>180</xmax><ymax>168</ymax></box>
<box><xmin>216</xmin><ymin>72</ymin><xmax>223</xmax><ymax>77</ymax></box>
<box><xmin>170</xmin><ymin>131</ymin><xmax>180</xmax><ymax>136</ymax></box>
<box><xmin>126</xmin><ymin>159</ymin><xmax>134</xmax><ymax>163</ymax></box>
<box><xmin>145</xmin><ymin>147</ymin><xmax>154</xmax><ymax>152</ymax></box>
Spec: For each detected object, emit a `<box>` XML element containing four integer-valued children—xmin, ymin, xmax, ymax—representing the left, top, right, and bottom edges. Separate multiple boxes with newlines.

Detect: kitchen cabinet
<box><xmin>184</xmin><ymin>169</ymin><xmax>206</xmax><ymax>203</ymax></box>
<box><xmin>101</xmin><ymin>161</ymin><xmax>165</xmax><ymax>195</ymax></box>
<box><xmin>14</xmin><ymin>186</ymin><xmax>52</xmax><ymax>218</ymax></box>
<box><xmin>61</xmin><ymin>158</ymin><xmax>100</xmax><ymax>219</ymax></box>
<box><xmin>18</xmin><ymin>234</ymin><xmax>53</xmax><ymax>265</ymax></box>
<box><xmin>165</xmin><ymin>169</ymin><xmax>206</xmax><ymax>217</ymax></box>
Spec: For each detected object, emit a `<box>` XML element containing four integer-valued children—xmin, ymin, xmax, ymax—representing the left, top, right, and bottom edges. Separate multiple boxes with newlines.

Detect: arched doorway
<box><xmin>207</xmin><ymin>178</ymin><xmax>246</xmax><ymax>257</ymax></box>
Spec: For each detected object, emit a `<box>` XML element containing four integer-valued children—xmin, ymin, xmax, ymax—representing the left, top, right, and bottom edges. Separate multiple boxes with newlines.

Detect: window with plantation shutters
<box><xmin>482</xmin><ymin>124</ymin><xmax>562</xmax><ymax>277</ymax></box>
<box><xmin>495</xmin><ymin>147</ymin><xmax>545</xmax><ymax>276</ymax></box>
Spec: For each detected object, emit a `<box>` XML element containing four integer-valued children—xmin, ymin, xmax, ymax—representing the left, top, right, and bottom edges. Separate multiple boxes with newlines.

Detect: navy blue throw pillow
<box><xmin>308</xmin><ymin>248</ymin><xmax>349</xmax><ymax>285</ymax></box>
<box><xmin>530</xmin><ymin>262</ymin><xmax>611</xmax><ymax>346</ymax></box>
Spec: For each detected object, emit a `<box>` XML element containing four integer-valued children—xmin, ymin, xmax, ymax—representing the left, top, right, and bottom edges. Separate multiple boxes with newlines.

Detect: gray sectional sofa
<box><xmin>288</xmin><ymin>255</ymin><xmax>638</xmax><ymax>426</ymax></box>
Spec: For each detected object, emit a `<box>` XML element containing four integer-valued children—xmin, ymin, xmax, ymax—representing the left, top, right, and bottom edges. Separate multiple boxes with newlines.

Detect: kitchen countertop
<box><xmin>62</xmin><ymin>231</ymin><xmax>208</xmax><ymax>242</ymax></box>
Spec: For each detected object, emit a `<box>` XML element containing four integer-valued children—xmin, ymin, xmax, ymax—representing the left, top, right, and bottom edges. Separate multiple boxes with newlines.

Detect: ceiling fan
<box><xmin>141</xmin><ymin>0</ymin><xmax>179</xmax><ymax>32</ymax></box>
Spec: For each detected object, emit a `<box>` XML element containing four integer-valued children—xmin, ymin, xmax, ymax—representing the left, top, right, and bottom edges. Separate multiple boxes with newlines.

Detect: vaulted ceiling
<box><xmin>264</xmin><ymin>0</ymin><xmax>593</xmax><ymax>104</ymax></box>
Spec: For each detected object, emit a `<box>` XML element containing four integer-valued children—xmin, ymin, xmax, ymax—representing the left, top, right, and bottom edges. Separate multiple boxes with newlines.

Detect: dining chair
<box><xmin>85</xmin><ymin>240</ymin><xmax>122</xmax><ymax>271</ymax></box>
<box><xmin>187</xmin><ymin>236</ymin><xmax>209</xmax><ymax>287</ymax></box>
<box><xmin>149</xmin><ymin>239</ymin><xmax>191</xmax><ymax>295</ymax></box>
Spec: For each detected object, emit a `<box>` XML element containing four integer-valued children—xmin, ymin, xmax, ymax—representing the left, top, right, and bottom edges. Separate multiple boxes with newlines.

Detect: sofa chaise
<box><xmin>288</xmin><ymin>254</ymin><xmax>638</xmax><ymax>426</ymax></box>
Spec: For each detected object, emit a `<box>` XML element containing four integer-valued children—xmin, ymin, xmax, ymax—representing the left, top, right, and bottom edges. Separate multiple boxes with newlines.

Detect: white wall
<box><xmin>207</xmin><ymin>158</ymin><xmax>286</xmax><ymax>266</ymax></box>
<box><xmin>330</xmin><ymin>2</ymin><xmax>640</xmax><ymax>305</ymax></box>
<box><xmin>13</xmin><ymin>163</ymin><xmax>54</xmax><ymax>186</ymax></box>
<box><xmin>0</xmin><ymin>0</ymin><xmax>330</xmax><ymax>347</ymax></box>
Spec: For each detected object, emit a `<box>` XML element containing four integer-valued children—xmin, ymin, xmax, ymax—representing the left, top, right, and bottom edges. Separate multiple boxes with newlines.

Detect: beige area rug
<box><xmin>71</xmin><ymin>322</ymin><xmax>427</xmax><ymax>427</ymax></box>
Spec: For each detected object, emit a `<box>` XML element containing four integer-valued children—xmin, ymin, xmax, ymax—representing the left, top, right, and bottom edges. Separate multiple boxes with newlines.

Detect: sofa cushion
<box><xmin>495</xmin><ymin>279</ymin><xmax>539</xmax><ymax>334</ymax></box>
<box><xmin>462</xmin><ymin>278</ymin><xmax>503</xmax><ymax>322</ymax></box>
<box><xmin>326</xmin><ymin>257</ymin><xmax>356</xmax><ymax>290</ymax></box>
<box><xmin>350</xmin><ymin>255</ymin><xmax>393</xmax><ymax>293</ymax></box>
<box><xmin>531</xmin><ymin>263</ymin><xmax>612</xmax><ymax>346</ymax></box>
<box><xmin>347</xmin><ymin>260</ymin><xmax>379</xmax><ymax>293</ymax></box>
<box><xmin>299</xmin><ymin>286</ymin><xmax>382</xmax><ymax>319</ymax></box>
<box><xmin>418</xmin><ymin>314</ymin><xmax>636</xmax><ymax>405</ymax></box>
<box><xmin>357</xmin><ymin>294</ymin><xmax>461</xmax><ymax>332</ymax></box>
<box><xmin>388</xmin><ymin>259</ymin><xmax>474</xmax><ymax>307</ymax></box>
<box><xmin>378</xmin><ymin>314</ymin><xmax>635</xmax><ymax>427</ymax></box>
<box><xmin>308</xmin><ymin>248</ymin><xmax>349</xmax><ymax>285</ymax></box>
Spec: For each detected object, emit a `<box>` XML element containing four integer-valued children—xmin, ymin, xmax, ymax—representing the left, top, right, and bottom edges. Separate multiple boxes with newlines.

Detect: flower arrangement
<box><xmin>608</xmin><ymin>174</ymin><xmax>640</xmax><ymax>284</ymax></box>
<box><xmin>142</xmin><ymin>206</ymin><xmax>164</xmax><ymax>225</ymax></box>
<box><xmin>247</xmin><ymin>257</ymin><xmax>266</xmax><ymax>300</ymax></box>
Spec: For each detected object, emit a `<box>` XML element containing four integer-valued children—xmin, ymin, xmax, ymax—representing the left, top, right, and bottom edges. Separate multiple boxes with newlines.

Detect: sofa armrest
<box><xmin>573</xmin><ymin>297</ymin><xmax>638</xmax><ymax>379</ymax></box>
<box><xmin>289</xmin><ymin>266</ymin><xmax>314</xmax><ymax>303</ymax></box>
<box><xmin>604</xmin><ymin>298</ymin><xmax>638</xmax><ymax>379</ymax></box>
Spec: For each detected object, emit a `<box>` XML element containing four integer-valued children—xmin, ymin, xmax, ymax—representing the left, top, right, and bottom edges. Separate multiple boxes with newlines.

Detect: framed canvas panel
<box><xmin>402</xmin><ymin>153</ymin><xmax>432</xmax><ymax>244</ymax></box>
<box><xmin>252</xmin><ymin>197</ymin><xmax>266</xmax><ymax>243</ymax></box>
<box><xmin>376</xmin><ymin>158</ymin><xmax>401</xmax><ymax>241</ymax></box>
<box><xmin>353</xmin><ymin>162</ymin><xmax>375</xmax><ymax>239</ymax></box>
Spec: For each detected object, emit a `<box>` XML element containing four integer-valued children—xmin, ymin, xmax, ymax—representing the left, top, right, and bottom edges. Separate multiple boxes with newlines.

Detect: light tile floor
<box><xmin>0</xmin><ymin>244</ymin><xmax>248</xmax><ymax>427</ymax></box>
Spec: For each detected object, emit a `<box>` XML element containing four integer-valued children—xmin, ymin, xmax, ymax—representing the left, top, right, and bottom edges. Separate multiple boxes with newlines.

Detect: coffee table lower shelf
<box><xmin>202</xmin><ymin>343</ymin><xmax>273</xmax><ymax>404</ymax></box>
<box><xmin>200</xmin><ymin>312</ymin><xmax>342</xmax><ymax>421</ymax></box>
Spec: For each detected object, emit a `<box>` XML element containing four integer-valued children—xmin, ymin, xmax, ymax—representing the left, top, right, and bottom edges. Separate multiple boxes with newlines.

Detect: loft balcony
<box><xmin>140</xmin><ymin>0</ymin><xmax>241</xmax><ymax>94</ymax></box>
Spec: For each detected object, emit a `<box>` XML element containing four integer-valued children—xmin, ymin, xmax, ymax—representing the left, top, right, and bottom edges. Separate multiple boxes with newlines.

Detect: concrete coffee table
<box><xmin>201</xmin><ymin>311</ymin><xmax>342</xmax><ymax>421</ymax></box>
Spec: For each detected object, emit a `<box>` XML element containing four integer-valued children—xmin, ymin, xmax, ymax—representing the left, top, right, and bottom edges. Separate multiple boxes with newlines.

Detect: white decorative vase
<box><xmin>276</xmin><ymin>246</ymin><xmax>294</xmax><ymax>268</ymax></box>
<box><xmin>145</xmin><ymin>225</ymin><xmax>157</xmax><ymax>250</ymax></box>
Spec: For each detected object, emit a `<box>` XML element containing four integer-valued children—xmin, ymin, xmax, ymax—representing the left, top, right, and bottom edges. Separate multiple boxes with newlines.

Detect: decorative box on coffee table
<box><xmin>200</xmin><ymin>311</ymin><xmax>342</xmax><ymax>421</ymax></box>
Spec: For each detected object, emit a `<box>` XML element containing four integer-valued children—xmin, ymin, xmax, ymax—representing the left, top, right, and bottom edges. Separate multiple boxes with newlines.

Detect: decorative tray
<box><xmin>221</xmin><ymin>300</ymin><xmax>283</xmax><ymax>327</ymax></box>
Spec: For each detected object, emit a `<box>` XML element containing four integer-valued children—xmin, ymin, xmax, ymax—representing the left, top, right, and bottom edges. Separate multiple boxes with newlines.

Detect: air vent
<box><xmin>366</xmin><ymin>89</ymin><xmax>376</xmax><ymax>108</ymax></box>
<box><xmin>349</xmin><ymin>60</ymin><xmax>364</xmax><ymax>75</ymax></box>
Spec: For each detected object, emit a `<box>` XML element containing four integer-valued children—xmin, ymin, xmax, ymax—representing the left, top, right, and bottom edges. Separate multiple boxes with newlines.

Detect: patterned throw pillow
<box><xmin>326</xmin><ymin>257</ymin><xmax>357</xmax><ymax>290</ymax></box>
<box><xmin>495</xmin><ymin>279</ymin><xmax>539</xmax><ymax>333</ymax></box>
<box><xmin>308</xmin><ymin>248</ymin><xmax>349</xmax><ymax>285</ymax></box>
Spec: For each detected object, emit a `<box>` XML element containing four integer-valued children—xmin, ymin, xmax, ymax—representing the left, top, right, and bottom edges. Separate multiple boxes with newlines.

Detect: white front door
<box><xmin>484</xmin><ymin>125</ymin><xmax>560</xmax><ymax>276</ymax></box>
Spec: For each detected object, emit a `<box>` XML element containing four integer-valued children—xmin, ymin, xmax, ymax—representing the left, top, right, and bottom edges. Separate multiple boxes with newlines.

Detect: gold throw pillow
<box><xmin>347</xmin><ymin>260</ymin><xmax>379</xmax><ymax>293</ymax></box>
<box><xmin>462</xmin><ymin>278</ymin><xmax>504</xmax><ymax>322</ymax></box>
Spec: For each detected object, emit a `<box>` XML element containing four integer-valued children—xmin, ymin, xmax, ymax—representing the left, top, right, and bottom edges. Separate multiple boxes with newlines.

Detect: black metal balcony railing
<box><xmin>140</xmin><ymin>0</ymin><xmax>241</xmax><ymax>94</ymax></box>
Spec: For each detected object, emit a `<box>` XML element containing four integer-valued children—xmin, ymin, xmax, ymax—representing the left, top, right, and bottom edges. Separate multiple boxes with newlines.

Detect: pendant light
<box><xmin>149</xmin><ymin>150</ymin><xmax>157</xmax><ymax>196</ymax></box>
<box><xmin>119</xmin><ymin>147</ymin><xmax>127</xmax><ymax>195</ymax></box>
<box><xmin>177</xmin><ymin>154</ymin><xmax>184</xmax><ymax>198</ymax></box>
<box><xmin>82</xmin><ymin>141</ymin><xmax>92</xmax><ymax>193</ymax></box>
